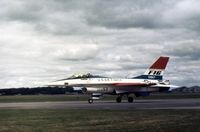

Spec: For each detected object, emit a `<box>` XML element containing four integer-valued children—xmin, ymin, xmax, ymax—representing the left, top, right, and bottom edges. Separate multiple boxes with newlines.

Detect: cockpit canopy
<box><xmin>58</xmin><ymin>73</ymin><xmax>107</xmax><ymax>81</ymax></box>
<box><xmin>68</xmin><ymin>73</ymin><xmax>94</xmax><ymax>79</ymax></box>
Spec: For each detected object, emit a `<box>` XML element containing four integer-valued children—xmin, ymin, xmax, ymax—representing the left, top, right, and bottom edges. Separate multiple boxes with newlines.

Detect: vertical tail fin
<box><xmin>134</xmin><ymin>56</ymin><xmax>169</xmax><ymax>80</ymax></box>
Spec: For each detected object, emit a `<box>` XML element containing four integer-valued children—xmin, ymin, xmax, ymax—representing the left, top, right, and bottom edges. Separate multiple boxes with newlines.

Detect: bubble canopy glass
<box><xmin>58</xmin><ymin>73</ymin><xmax>107</xmax><ymax>81</ymax></box>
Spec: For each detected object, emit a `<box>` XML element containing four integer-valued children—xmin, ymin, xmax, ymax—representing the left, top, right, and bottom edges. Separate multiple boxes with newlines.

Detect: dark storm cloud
<box><xmin>0</xmin><ymin>1</ymin><xmax>42</xmax><ymax>22</ymax></box>
<box><xmin>85</xmin><ymin>0</ymin><xmax>200</xmax><ymax>31</ymax></box>
<box><xmin>1</xmin><ymin>0</ymin><xmax>200</xmax><ymax>33</ymax></box>
<box><xmin>0</xmin><ymin>0</ymin><xmax>90</xmax><ymax>36</ymax></box>
<box><xmin>85</xmin><ymin>0</ymin><xmax>164</xmax><ymax>29</ymax></box>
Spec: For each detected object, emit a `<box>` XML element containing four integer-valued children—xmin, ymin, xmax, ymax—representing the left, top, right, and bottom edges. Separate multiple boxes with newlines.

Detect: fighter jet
<box><xmin>48</xmin><ymin>56</ymin><xmax>176</xmax><ymax>103</ymax></box>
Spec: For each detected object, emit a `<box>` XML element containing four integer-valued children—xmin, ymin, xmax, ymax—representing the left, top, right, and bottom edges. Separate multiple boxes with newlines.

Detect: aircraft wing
<box><xmin>113</xmin><ymin>82</ymin><xmax>156</xmax><ymax>87</ymax></box>
<box><xmin>77</xmin><ymin>82</ymin><xmax>155</xmax><ymax>88</ymax></box>
<box><xmin>150</xmin><ymin>84</ymin><xmax>179</xmax><ymax>88</ymax></box>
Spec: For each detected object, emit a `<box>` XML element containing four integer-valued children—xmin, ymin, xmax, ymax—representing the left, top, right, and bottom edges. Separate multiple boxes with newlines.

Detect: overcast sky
<box><xmin>0</xmin><ymin>0</ymin><xmax>200</xmax><ymax>88</ymax></box>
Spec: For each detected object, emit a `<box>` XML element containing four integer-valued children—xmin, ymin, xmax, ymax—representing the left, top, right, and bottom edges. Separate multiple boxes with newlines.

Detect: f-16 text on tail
<box><xmin>48</xmin><ymin>56</ymin><xmax>177</xmax><ymax>103</ymax></box>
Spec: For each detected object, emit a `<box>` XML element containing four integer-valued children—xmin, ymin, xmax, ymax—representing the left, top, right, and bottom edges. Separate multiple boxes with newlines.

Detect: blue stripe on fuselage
<box><xmin>133</xmin><ymin>75</ymin><xmax>162</xmax><ymax>80</ymax></box>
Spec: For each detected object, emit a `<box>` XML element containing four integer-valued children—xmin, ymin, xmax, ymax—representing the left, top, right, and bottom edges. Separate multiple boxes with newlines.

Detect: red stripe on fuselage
<box><xmin>113</xmin><ymin>82</ymin><xmax>147</xmax><ymax>86</ymax></box>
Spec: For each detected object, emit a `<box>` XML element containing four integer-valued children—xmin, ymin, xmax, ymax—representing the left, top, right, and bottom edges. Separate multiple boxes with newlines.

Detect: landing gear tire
<box><xmin>88</xmin><ymin>99</ymin><xmax>93</xmax><ymax>104</ymax></box>
<box><xmin>116</xmin><ymin>97</ymin><xmax>122</xmax><ymax>103</ymax></box>
<box><xmin>128</xmin><ymin>97</ymin><xmax>133</xmax><ymax>103</ymax></box>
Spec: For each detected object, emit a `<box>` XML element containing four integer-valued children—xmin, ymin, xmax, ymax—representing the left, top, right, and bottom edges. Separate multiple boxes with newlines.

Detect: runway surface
<box><xmin>0</xmin><ymin>98</ymin><xmax>200</xmax><ymax>109</ymax></box>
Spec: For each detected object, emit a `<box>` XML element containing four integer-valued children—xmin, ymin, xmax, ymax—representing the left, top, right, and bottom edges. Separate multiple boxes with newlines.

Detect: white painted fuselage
<box><xmin>48</xmin><ymin>77</ymin><xmax>169</xmax><ymax>94</ymax></box>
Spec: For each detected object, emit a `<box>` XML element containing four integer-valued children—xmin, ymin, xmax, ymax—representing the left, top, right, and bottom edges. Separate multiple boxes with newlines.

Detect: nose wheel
<box><xmin>88</xmin><ymin>99</ymin><xmax>93</xmax><ymax>104</ymax></box>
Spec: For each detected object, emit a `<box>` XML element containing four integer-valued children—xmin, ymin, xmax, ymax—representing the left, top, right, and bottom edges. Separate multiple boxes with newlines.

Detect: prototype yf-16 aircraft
<box><xmin>48</xmin><ymin>56</ymin><xmax>176</xmax><ymax>103</ymax></box>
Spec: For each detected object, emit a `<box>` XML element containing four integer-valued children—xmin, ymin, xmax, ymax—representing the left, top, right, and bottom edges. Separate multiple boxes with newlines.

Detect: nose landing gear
<box><xmin>88</xmin><ymin>99</ymin><xmax>93</xmax><ymax>104</ymax></box>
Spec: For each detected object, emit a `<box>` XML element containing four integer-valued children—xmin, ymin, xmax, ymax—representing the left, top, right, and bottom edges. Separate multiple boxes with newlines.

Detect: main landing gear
<box><xmin>116</xmin><ymin>95</ymin><xmax>134</xmax><ymax>103</ymax></box>
<box><xmin>128</xmin><ymin>96</ymin><xmax>134</xmax><ymax>103</ymax></box>
<box><xmin>116</xmin><ymin>96</ymin><xmax>122</xmax><ymax>103</ymax></box>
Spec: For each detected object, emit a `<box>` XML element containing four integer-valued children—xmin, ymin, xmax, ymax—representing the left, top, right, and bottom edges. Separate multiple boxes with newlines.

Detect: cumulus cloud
<box><xmin>85</xmin><ymin>0</ymin><xmax>200</xmax><ymax>31</ymax></box>
<box><xmin>0</xmin><ymin>0</ymin><xmax>199</xmax><ymax>88</ymax></box>
<box><xmin>165</xmin><ymin>40</ymin><xmax>200</xmax><ymax>60</ymax></box>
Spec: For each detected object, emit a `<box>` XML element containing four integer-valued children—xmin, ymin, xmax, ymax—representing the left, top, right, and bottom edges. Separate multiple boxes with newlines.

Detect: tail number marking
<box><xmin>148</xmin><ymin>71</ymin><xmax>162</xmax><ymax>75</ymax></box>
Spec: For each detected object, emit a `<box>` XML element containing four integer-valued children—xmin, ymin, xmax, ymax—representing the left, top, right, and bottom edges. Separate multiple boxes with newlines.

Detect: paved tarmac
<box><xmin>0</xmin><ymin>98</ymin><xmax>200</xmax><ymax>109</ymax></box>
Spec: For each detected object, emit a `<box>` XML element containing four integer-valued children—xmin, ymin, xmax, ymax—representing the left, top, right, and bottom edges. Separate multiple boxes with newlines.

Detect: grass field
<box><xmin>0</xmin><ymin>93</ymin><xmax>200</xmax><ymax>103</ymax></box>
<box><xmin>0</xmin><ymin>94</ymin><xmax>200</xmax><ymax>132</ymax></box>
<box><xmin>0</xmin><ymin>109</ymin><xmax>200</xmax><ymax>132</ymax></box>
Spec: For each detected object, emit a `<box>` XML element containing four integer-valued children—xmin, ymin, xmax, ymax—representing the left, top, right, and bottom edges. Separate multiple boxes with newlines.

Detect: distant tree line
<box><xmin>0</xmin><ymin>86</ymin><xmax>200</xmax><ymax>95</ymax></box>
<box><xmin>0</xmin><ymin>87</ymin><xmax>82</xmax><ymax>95</ymax></box>
<box><xmin>172</xmin><ymin>86</ymin><xmax>200</xmax><ymax>93</ymax></box>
